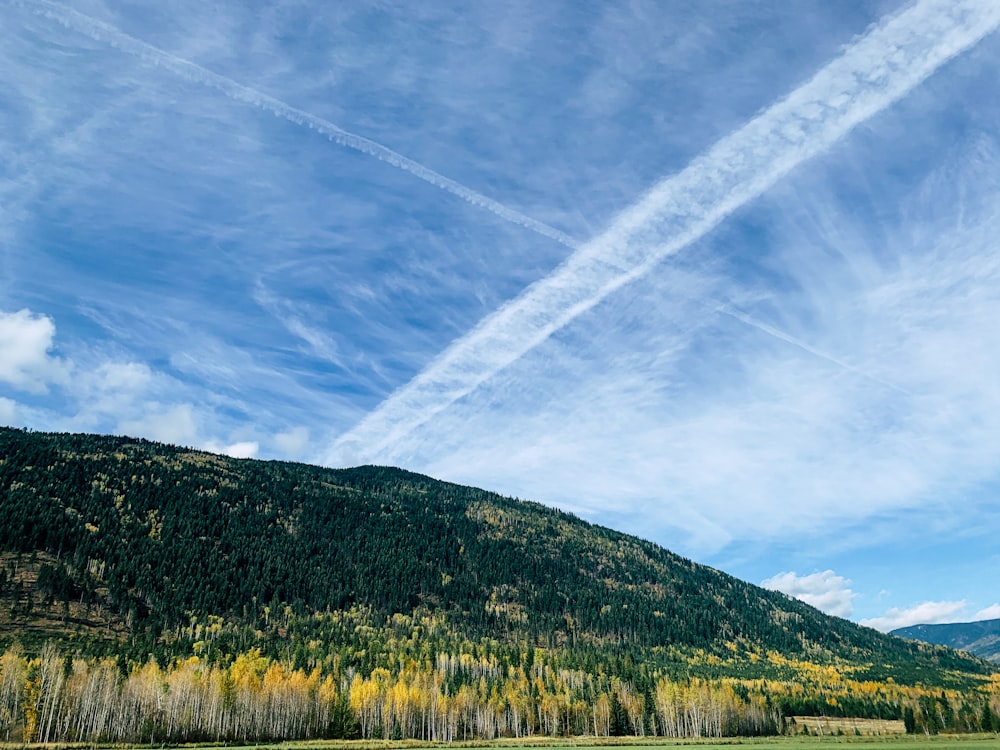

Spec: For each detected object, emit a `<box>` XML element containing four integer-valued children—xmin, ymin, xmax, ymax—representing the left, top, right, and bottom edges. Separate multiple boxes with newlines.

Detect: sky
<box><xmin>2</xmin><ymin>0</ymin><xmax>1000</xmax><ymax>633</ymax></box>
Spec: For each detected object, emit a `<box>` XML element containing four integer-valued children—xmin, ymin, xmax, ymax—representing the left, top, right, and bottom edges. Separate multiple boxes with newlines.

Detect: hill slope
<box><xmin>893</xmin><ymin>619</ymin><xmax>1000</xmax><ymax>662</ymax></box>
<box><xmin>3</xmin><ymin>428</ymin><xmax>999</xmax><ymax>742</ymax></box>
<box><xmin>0</xmin><ymin>427</ymin><xmax>986</xmax><ymax>682</ymax></box>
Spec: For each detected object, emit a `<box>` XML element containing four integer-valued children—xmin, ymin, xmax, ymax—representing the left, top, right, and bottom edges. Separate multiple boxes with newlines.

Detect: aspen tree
<box><xmin>0</xmin><ymin>647</ymin><xmax>26</xmax><ymax>740</ymax></box>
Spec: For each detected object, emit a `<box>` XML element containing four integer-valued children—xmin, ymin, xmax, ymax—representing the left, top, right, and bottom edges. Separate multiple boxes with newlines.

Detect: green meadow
<box><xmin>6</xmin><ymin>733</ymin><xmax>996</xmax><ymax>750</ymax></box>
<box><xmin>226</xmin><ymin>737</ymin><xmax>1000</xmax><ymax>750</ymax></box>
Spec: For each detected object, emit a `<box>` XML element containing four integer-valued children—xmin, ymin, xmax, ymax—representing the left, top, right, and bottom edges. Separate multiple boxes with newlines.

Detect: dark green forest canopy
<box><xmin>0</xmin><ymin>427</ymin><xmax>990</xmax><ymax>686</ymax></box>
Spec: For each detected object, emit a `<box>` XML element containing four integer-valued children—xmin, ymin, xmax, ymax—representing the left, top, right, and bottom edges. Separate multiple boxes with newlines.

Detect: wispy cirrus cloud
<box><xmin>13</xmin><ymin>0</ymin><xmax>578</xmax><ymax>250</ymax></box>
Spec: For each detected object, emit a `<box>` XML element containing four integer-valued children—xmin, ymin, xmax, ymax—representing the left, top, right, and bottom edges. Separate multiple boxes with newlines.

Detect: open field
<box><xmin>226</xmin><ymin>737</ymin><xmax>1000</xmax><ymax>750</ymax></box>
<box><xmin>187</xmin><ymin>738</ymin><xmax>1000</xmax><ymax>750</ymax></box>
<box><xmin>789</xmin><ymin>716</ymin><xmax>906</xmax><ymax>735</ymax></box>
<box><xmin>3</xmin><ymin>733</ymin><xmax>999</xmax><ymax>750</ymax></box>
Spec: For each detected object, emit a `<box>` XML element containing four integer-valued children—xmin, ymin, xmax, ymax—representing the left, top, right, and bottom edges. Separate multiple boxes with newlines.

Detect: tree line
<box><xmin>0</xmin><ymin>640</ymin><xmax>996</xmax><ymax>743</ymax></box>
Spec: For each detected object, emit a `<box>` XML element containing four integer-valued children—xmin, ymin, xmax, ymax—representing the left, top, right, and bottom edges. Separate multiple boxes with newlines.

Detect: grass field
<box><xmin>246</xmin><ymin>736</ymin><xmax>994</xmax><ymax>750</ymax></box>
<box><xmin>5</xmin><ymin>733</ymin><xmax>998</xmax><ymax>750</ymax></box>
<box><xmin>194</xmin><ymin>736</ymin><xmax>1000</xmax><ymax>750</ymax></box>
<box><xmin>789</xmin><ymin>717</ymin><xmax>906</xmax><ymax>735</ymax></box>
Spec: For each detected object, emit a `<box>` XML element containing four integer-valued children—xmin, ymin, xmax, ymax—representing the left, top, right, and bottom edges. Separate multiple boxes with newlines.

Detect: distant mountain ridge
<box><xmin>892</xmin><ymin>619</ymin><xmax>1000</xmax><ymax>662</ymax></box>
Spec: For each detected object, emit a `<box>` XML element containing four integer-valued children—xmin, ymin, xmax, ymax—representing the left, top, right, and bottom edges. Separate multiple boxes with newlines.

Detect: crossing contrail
<box><xmin>13</xmin><ymin>0</ymin><xmax>579</xmax><ymax>250</ymax></box>
<box><xmin>327</xmin><ymin>0</ymin><xmax>1000</xmax><ymax>464</ymax></box>
<box><xmin>17</xmin><ymin>0</ymin><xmax>896</xmax><ymax>445</ymax></box>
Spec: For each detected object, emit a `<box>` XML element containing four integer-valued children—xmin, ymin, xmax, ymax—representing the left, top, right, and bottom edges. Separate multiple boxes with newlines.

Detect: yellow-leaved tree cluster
<box><xmin>1</xmin><ymin>642</ymin><xmax>997</xmax><ymax>742</ymax></box>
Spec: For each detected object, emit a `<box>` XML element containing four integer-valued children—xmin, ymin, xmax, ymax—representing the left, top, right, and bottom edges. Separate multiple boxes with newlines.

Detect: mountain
<box><xmin>0</xmin><ymin>426</ymin><xmax>966</xmax><ymax>670</ymax></box>
<box><xmin>893</xmin><ymin>619</ymin><xmax>1000</xmax><ymax>663</ymax></box>
<box><xmin>0</xmin><ymin>427</ymin><xmax>996</xmax><ymax>742</ymax></box>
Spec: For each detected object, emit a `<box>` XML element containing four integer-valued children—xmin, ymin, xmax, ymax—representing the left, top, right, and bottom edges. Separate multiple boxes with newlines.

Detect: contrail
<box><xmin>13</xmin><ymin>0</ymin><xmax>579</xmax><ymax>250</ymax></box>
<box><xmin>714</xmin><ymin>304</ymin><xmax>912</xmax><ymax>396</ymax></box>
<box><xmin>327</xmin><ymin>0</ymin><xmax>1000</xmax><ymax>464</ymax></box>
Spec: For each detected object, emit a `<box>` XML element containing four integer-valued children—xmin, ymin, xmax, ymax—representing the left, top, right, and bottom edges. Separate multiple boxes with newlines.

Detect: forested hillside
<box><xmin>0</xmin><ymin>427</ymin><xmax>997</xmax><ymax>742</ymax></box>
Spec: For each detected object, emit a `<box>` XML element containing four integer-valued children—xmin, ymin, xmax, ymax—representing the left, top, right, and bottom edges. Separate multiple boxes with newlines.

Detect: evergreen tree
<box><xmin>982</xmin><ymin>702</ymin><xmax>998</xmax><ymax>733</ymax></box>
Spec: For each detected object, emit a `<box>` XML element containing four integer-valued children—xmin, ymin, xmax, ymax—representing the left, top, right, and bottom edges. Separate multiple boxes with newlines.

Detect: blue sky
<box><xmin>2</xmin><ymin>0</ymin><xmax>1000</xmax><ymax>631</ymax></box>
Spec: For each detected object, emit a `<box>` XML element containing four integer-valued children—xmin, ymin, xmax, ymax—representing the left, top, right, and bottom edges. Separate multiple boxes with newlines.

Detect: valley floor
<box><xmin>2</xmin><ymin>733</ymin><xmax>999</xmax><ymax>750</ymax></box>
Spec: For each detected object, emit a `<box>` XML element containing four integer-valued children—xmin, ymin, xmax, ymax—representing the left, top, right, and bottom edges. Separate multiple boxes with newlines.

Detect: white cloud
<box><xmin>119</xmin><ymin>403</ymin><xmax>200</xmax><ymax>447</ymax></box>
<box><xmin>91</xmin><ymin>361</ymin><xmax>152</xmax><ymax>392</ymax></box>
<box><xmin>861</xmin><ymin>600</ymin><xmax>968</xmax><ymax>632</ymax></box>
<box><xmin>72</xmin><ymin>361</ymin><xmax>155</xmax><ymax>420</ymax></box>
<box><xmin>274</xmin><ymin>426</ymin><xmax>310</xmax><ymax>458</ymax></box>
<box><xmin>218</xmin><ymin>441</ymin><xmax>259</xmax><ymax>459</ymax></box>
<box><xmin>119</xmin><ymin>404</ymin><xmax>262</xmax><ymax>459</ymax></box>
<box><xmin>0</xmin><ymin>397</ymin><xmax>18</xmax><ymax>424</ymax></box>
<box><xmin>0</xmin><ymin>309</ymin><xmax>69</xmax><ymax>392</ymax></box>
<box><xmin>0</xmin><ymin>309</ymin><xmax>285</xmax><ymax>462</ymax></box>
<box><xmin>761</xmin><ymin>570</ymin><xmax>856</xmax><ymax>618</ymax></box>
<box><xmin>974</xmin><ymin>604</ymin><xmax>1000</xmax><ymax>621</ymax></box>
